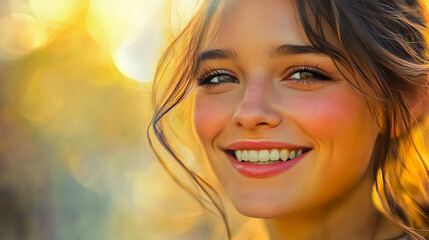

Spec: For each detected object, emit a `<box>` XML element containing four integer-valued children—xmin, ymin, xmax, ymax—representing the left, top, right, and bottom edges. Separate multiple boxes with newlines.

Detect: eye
<box><xmin>289</xmin><ymin>69</ymin><xmax>330</xmax><ymax>81</ymax></box>
<box><xmin>206</xmin><ymin>75</ymin><xmax>234</xmax><ymax>84</ymax></box>
<box><xmin>197</xmin><ymin>69</ymin><xmax>238</xmax><ymax>88</ymax></box>
<box><xmin>284</xmin><ymin>65</ymin><xmax>332</xmax><ymax>89</ymax></box>
<box><xmin>290</xmin><ymin>71</ymin><xmax>327</xmax><ymax>80</ymax></box>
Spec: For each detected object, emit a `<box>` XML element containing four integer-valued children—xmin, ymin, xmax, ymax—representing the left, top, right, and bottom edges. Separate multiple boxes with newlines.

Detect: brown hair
<box><xmin>296</xmin><ymin>1</ymin><xmax>429</xmax><ymax>239</ymax></box>
<box><xmin>148</xmin><ymin>0</ymin><xmax>429</xmax><ymax>239</ymax></box>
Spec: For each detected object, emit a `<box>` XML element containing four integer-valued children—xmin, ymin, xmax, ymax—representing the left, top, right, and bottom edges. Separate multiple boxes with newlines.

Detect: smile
<box><xmin>223</xmin><ymin>141</ymin><xmax>312</xmax><ymax>178</ymax></box>
<box><xmin>226</xmin><ymin>148</ymin><xmax>311</xmax><ymax>164</ymax></box>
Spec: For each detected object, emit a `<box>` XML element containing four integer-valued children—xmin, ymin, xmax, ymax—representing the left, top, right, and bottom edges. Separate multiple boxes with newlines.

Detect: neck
<box><xmin>264</xmin><ymin>171</ymin><xmax>382</xmax><ymax>240</ymax></box>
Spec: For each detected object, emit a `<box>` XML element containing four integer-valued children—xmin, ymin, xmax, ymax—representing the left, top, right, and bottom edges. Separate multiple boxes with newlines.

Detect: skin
<box><xmin>193</xmin><ymin>0</ymin><xmax>405</xmax><ymax>239</ymax></box>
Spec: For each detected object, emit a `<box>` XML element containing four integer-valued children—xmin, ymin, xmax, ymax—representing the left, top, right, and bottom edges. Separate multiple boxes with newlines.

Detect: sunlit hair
<box><xmin>147</xmin><ymin>0</ymin><xmax>429</xmax><ymax>239</ymax></box>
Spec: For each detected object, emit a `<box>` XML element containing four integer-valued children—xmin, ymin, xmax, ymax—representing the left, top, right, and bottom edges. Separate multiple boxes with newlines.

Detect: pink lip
<box><xmin>224</xmin><ymin>141</ymin><xmax>312</xmax><ymax>178</ymax></box>
<box><xmin>225</xmin><ymin>150</ymin><xmax>311</xmax><ymax>178</ymax></box>
<box><xmin>226</xmin><ymin>140</ymin><xmax>308</xmax><ymax>150</ymax></box>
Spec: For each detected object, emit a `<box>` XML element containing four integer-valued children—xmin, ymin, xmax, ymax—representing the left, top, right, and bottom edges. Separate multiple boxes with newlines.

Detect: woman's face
<box><xmin>194</xmin><ymin>0</ymin><xmax>380</xmax><ymax>218</ymax></box>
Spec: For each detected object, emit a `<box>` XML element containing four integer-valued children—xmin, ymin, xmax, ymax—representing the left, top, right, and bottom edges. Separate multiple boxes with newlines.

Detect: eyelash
<box><xmin>197</xmin><ymin>67</ymin><xmax>238</xmax><ymax>88</ymax></box>
<box><xmin>286</xmin><ymin>64</ymin><xmax>332</xmax><ymax>87</ymax></box>
<box><xmin>196</xmin><ymin>64</ymin><xmax>331</xmax><ymax>88</ymax></box>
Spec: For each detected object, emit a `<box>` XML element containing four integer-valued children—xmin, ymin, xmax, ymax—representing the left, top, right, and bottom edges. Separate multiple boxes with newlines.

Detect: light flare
<box><xmin>112</xmin><ymin>26</ymin><xmax>163</xmax><ymax>83</ymax></box>
<box><xmin>29</xmin><ymin>0</ymin><xmax>79</xmax><ymax>26</ymax></box>
<box><xmin>0</xmin><ymin>13</ymin><xmax>50</xmax><ymax>60</ymax></box>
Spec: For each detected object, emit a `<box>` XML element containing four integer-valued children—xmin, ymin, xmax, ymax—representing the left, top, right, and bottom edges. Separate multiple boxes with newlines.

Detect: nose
<box><xmin>232</xmin><ymin>78</ymin><xmax>282</xmax><ymax>129</ymax></box>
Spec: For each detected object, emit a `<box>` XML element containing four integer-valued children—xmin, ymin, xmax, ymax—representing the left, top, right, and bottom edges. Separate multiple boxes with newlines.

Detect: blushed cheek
<box><xmin>288</xmin><ymin>91</ymin><xmax>368</xmax><ymax>138</ymax></box>
<box><xmin>194</xmin><ymin>96</ymin><xmax>227</xmax><ymax>145</ymax></box>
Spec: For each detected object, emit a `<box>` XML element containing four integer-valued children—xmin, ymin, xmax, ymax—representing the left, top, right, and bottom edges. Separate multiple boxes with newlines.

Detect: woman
<box><xmin>148</xmin><ymin>0</ymin><xmax>429</xmax><ymax>239</ymax></box>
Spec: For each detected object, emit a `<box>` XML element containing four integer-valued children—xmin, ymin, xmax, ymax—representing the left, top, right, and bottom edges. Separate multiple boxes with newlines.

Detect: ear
<box><xmin>391</xmin><ymin>77</ymin><xmax>429</xmax><ymax>138</ymax></box>
<box><xmin>408</xmin><ymin>77</ymin><xmax>429</xmax><ymax>123</ymax></box>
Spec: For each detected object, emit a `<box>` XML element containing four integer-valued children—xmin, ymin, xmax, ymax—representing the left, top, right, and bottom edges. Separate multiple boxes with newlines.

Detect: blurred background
<box><xmin>7</xmin><ymin>0</ymin><xmax>428</xmax><ymax>239</ymax></box>
<box><xmin>0</xmin><ymin>0</ymin><xmax>236</xmax><ymax>239</ymax></box>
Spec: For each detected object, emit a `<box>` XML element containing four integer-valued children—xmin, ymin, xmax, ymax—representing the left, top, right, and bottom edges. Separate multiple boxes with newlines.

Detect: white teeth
<box><xmin>270</xmin><ymin>149</ymin><xmax>280</xmax><ymax>160</ymax></box>
<box><xmin>236</xmin><ymin>150</ymin><xmax>242</xmax><ymax>162</ymax></box>
<box><xmin>249</xmin><ymin>150</ymin><xmax>258</xmax><ymax>162</ymax></box>
<box><xmin>289</xmin><ymin>150</ymin><xmax>296</xmax><ymax>160</ymax></box>
<box><xmin>258</xmin><ymin>150</ymin><xmax>270</xmax><ymax>162</ymax></box>
<box><xmin>234</xmin><ymin>148</ymin><xmax>307</xmax><ymax>163</ymax></box>
<box><xmin>242</xmin><ymin>150</ymin><xmax>248</xmax><ymax>161</ymax></box>
<box><xmin>255</xmin><ymin>161</ymin><xmax>271</xmax><ymax>165</ymax></box>
<box><xmin>280</xmin><ymin>149</ymin><xmax>289</xmax><ymax>161</ymax></box>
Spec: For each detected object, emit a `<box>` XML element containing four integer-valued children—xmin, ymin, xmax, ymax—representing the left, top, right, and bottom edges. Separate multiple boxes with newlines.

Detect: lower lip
<box><xmin>226</xmin><ymin>150</ymin><xmax>310</xmax><ymax>178</ymax></box>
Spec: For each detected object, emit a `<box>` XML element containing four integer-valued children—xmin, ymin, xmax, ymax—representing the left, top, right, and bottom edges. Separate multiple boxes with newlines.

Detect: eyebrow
<box><xmin>268</xmin><ymin>44</ymin><xmax>323</xmax><ymax>57</ymax></box>
<box><xmin>198</xmin><ymin>48</ymin><xmax>238</xmax><ymax>62</ymax></box>
<box><xmin>198</xmin><ymin>44</ymin><xmax>323</xmax><ymax>63</ymax></box>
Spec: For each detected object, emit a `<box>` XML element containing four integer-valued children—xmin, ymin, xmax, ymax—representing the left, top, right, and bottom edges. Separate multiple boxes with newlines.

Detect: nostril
<box><xmin>235</xmin><ymin>120</ymin><xmax>279</xmax><ymax>129</ymax></box>
<box><xmin>233</xmin><ymin>106</ymin><xmax>282</xmax><ymax>129</ymax></box>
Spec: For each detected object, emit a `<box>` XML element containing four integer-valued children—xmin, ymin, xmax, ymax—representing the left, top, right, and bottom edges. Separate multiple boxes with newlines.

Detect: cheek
<box><xmin>288</xmin><ymin>89</ymin><xmax>371</xmax><ymax>140</ymax></box>
<box><xmin>281</xmin><ymin>89</ymin><xmax>379</xmax><ymax>207</ymax></box>
<box><xmin>289</xmin><ymin>88</ymin><xmax>379</xmax><ymax>185</ymax></box>
<box><xmin>194</xmin><ymin>94</ymin><xmax>229</xmax><ymax>145</ymax></box>
<box><xmin>284</xmin><ymin>87</ymin><xmax>380</xmax><ymax>181</ymax></box>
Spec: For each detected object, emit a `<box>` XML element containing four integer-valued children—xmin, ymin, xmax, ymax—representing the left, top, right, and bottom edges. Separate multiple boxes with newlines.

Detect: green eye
<box><xmin>290</xmin><ymin>71</ymin><xmax>327</xmax><ymax>80</ymax></box>
<box><xmin>209</xmin><ymin>75</ymin><xmax>234</xmax><ymax>83</ymax></box>
<box><xmin>197</xmin><ymin>69</ymin><xmax>238</xmax><ymax>88</ymax></box>
<box><xmin>284</xmin><ymin>67</ymin><xmax>332</xmax><ymax>89</ymax></box>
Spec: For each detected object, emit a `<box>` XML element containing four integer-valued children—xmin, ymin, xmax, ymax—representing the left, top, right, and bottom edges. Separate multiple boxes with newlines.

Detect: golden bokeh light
<box><xmin>29</xmin><ymin>0</ymin><xmax>80</xmax><ymax>26</ymax></box>
<box><xmin>87</xmin><ymin>0</ymin><xmax>167</xmax><ymax>82</ymax></box>
<box><xmin>1</xmin><ymin>0</ymin><xmax>427</xmax><ymax>239</ymax></box>
<box><xmin>0</xmin><ymin>13</ymin><xmax>51</xmax><ymax>60</ymax></box>
<box><xmin>16</xmin><ymin>69</ymin><xmax>66</xmax><ymax>123</ymax></box>
<box><xmin>0</xmin><ymin>0</ymin><xmax>222</xmax><ymax>239</ymax></box>
<box><xmin>112</xmin><ymin>26</ymin><xmax>163</xmax><ymax>83</ymax></box>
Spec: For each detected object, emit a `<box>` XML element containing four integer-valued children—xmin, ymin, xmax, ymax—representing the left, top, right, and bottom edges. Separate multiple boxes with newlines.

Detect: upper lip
<box><xmin>225</xmin><ymin>140</ymin><xmax>311</xmax><ymax>151</ymax></box>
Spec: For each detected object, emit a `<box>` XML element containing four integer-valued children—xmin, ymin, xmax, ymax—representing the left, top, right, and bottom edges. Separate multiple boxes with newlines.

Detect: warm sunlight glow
<box><xmin>87</xmin><ymin>0</ymin><xmax>166</xmax><ymax>82</ymax></box>
<box><xmin>0</xmin><ymin>0</ymin><xmax>260</xmax><ymax>239</ymax></box>
<box><xmin>0</xmin><ymin>13</ymin><xmax>50</xmax><ymax>60</ymax></box>
<box><xmin>112</xmin><ymin>26</ymin><xmax>163</xmax><ymax>83</ymax></box>
<box><xmin>29</xmin><ymin>0</ymin><xmax>79</xmax><ymax>25</ymax></box>
<box><xmin>0</xmin><ymin>0</ymin><xmax>427</xmax><ymax>239</ymax></box>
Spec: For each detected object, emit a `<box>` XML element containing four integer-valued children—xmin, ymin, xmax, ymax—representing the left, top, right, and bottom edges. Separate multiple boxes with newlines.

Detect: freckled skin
<box><xmin>193</xmin><ymin>0</ymin><xmax>382</xmax><ymax>236</ymax></box>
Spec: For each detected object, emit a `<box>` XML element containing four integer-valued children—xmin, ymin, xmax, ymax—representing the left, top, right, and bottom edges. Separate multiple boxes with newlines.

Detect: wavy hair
<box><xmin>148</xmin><ymin>0</ymin><xmax>429</xmax><ymax>239</ymax></box>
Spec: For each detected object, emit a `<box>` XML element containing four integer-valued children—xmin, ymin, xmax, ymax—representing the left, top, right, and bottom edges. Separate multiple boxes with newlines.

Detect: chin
<box><xmin>232</xmin><ymin>198</ymin><xmax>289</xmax><ymax>219</ymax></box>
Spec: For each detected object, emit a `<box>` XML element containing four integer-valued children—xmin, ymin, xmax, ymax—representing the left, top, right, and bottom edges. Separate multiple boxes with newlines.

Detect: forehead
<box><xmin>201</xmin><ymin>0</ymin><xmax>311</xmax><ymax>51</ymax></box>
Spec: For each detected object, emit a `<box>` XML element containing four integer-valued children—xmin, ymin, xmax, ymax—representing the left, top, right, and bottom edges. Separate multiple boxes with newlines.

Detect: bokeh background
<box><xmin>3</xmin><ymin>0</ymin><xmax>427</xmax><ymax>239</ymax></box>
<box><xmin>0</xmin><ymin>0</ymin><xmax>251</xmax><ymax>239</ymax></box>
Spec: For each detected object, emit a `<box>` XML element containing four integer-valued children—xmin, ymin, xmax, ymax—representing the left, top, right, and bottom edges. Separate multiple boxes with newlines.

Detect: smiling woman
<box><xmin>148</xmin><ymin>0</ymin><xmax>429</xmax><ymax>239</ymax></box>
